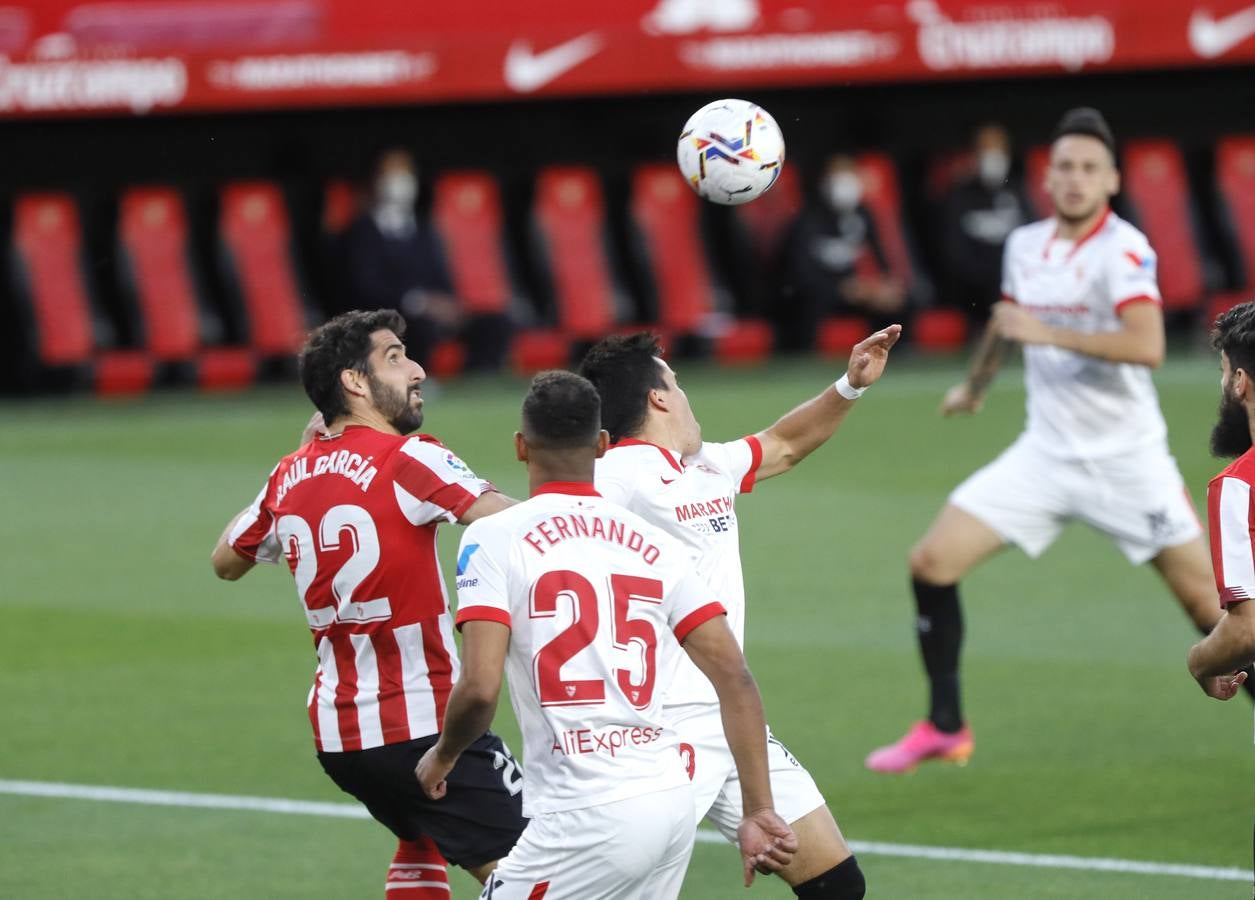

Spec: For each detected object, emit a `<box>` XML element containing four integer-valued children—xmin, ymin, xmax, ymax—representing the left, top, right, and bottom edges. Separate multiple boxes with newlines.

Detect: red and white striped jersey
<box><xmin>455</xmin><ymin>482</ymin><xmax>726</xmax><ymax>816</ymax></box>
<box><xmin>594</xmin><ymin>437</ymin><xmax>762</xmax><ymax>707</ymax></box>
<box><xmin>1207</xmin><ymin>447</ymin><xmax>1255</xmax><ymax>609</ymax></box>
<box><xmin>229</xmin><ymin>425</ymin><xmax>495</xmax><ymax>752</ymax></box>
<box><xmin>1002</xmin><ymin>209</ymin><xmax>1167</xmax><ymax>460</ymax></box>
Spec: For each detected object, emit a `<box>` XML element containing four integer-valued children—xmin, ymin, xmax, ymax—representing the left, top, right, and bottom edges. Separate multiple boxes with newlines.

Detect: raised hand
<box><xmin>846</xmin><ymin>324</ymin><xmax>903</xmax><ymax>389</ymax></box>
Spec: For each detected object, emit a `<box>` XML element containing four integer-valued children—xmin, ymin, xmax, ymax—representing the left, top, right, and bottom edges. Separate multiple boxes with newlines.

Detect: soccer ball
<box><xmin>676</xmin><ymin>99</ymin><xmax>786</xmax><ymax>206</ymax></box>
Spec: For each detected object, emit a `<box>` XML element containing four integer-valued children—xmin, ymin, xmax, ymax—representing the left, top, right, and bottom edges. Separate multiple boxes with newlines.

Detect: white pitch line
<box><xmin>1</xmin><ymin>779</ymin><xmax>1249</xmax><ymax>883</ymax></box>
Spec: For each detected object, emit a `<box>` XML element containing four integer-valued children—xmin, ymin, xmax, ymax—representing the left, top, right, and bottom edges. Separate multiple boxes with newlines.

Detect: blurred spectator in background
<box><xmin>342</xmin><ymin>148</ymin><xmax>511</xmax><ymax>372</ymax></box>
<box><xmin>779</xmin><ymin>154</ymin><xmax>906</xmax><ymax>350</ymax></box>
<box><xmin>938</xmin><ymin>124</ymin><xmax>1032</xmax><ymax>321</ymax></box>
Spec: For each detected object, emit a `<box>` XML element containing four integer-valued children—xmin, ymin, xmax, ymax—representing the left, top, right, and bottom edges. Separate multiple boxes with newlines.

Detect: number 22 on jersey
<box><xmin>530</xmin><ymin>571</ymin><xmax>662</xmax><ymax>710</ymax></box>
<box><xmin>277</xmin><ymin>504</ymin><xmax>392</xmax><ymax>629</ymax></box>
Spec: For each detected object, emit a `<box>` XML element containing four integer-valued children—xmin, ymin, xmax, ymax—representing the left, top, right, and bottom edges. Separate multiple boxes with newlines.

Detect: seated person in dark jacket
<box><xmin>343</xmin><ymin>148</ymin><xmax>510</xmax><ymax>372</ymax></box>
<box><xmin>939</xmin><ymin>124</ymin><xmax>1031</xmax><ymax>321</ymax></box>
<box><xmin>779</xmin><ymin>154</ymin><xmax>906</xmax><ymax>349</ymax></box>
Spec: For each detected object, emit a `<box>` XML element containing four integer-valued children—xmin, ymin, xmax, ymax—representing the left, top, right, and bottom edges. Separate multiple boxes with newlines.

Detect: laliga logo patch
<box><xmin>565</xmin><ymin>685</ymin><xmax>576</xmax><ymax>697</ymax></box>
<box><xmin>444</xmin><ymin>451</ymin><xmax>471</xmax><ymax>475</ymax></box>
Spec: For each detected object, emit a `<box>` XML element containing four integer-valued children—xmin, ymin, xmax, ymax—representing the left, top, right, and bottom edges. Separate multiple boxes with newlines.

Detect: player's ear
<box><xmin>1235</xmin><ymin>368</ymin><xmax>1253</xmax><ymax>403</ymax></box>
<box><xmin>648</xmin><ymin>387</ymin><xmax>668</xmax><ymax>412</ymax></box>
<box><xmin>595</xmin><ymin>429</ymin><xmax>609</xmax><ymax>458</ymax></box>
<box><xmin>514</xmin><ymin>431</ymin><xmax>528</xmax><ymax>462</ymax></box>
<box><xmin>340</xmin><ymin>367</ymin><xmax>367</xmax><ymax>400</ymax></box>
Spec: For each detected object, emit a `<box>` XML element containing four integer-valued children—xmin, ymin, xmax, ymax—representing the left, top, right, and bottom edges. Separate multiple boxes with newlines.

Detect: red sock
<box><xmin>385</xmin><ymin>836</ymin><xmax>449</xmax><ymax>898</ymax></box>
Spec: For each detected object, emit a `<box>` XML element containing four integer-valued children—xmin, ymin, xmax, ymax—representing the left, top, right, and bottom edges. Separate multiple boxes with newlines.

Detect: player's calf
<box><xmin>385</xmin><ymin>836</ymin><xmax>450</xmax><ymax>899</ymax></box>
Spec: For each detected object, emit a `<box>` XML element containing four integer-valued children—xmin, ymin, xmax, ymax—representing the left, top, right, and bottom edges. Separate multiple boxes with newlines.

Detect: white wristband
<box><xmin>834</xmin><ymin>373</ymin><xmax>866</xmax><ymax>400</ymax></box>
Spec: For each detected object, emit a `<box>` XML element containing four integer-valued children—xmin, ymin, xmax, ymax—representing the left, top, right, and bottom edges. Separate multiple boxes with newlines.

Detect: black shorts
<box><xmin>318</xmin><ymin>730</ymin><xmax>527</xmax><ymax>870</ymax></box>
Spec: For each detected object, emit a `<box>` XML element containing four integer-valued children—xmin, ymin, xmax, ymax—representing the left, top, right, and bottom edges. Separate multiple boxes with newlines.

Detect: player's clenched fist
<box><xmin>414</xmin><ymin>746</ymin><xmax>454</xmax><ymax>800</ymax></box>
<box><xmin>846</xmin><ymin>324</ymin><xmax>903</xmax><ymax>389</ymax></box>
<box><xmin>737</xmin><ymin>808</ymin><xmax>799</xmax><ymax>886</ymax></box>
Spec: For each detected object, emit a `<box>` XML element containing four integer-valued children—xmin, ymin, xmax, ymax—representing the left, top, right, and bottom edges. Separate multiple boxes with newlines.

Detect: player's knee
<box><xmin>791</xmin><ymin>855</ymin><xmax>865</xmax><ymax>899</ymax></box>
<box><xmin>908</xmin><ymin>540</ymin><xmax>947</xmax><ymax>583</ymax></box>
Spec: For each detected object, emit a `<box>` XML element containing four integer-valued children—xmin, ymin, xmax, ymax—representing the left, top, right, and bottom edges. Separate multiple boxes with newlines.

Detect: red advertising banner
<box><xmin>0</xmin><ymin>0</ymin><xmax>1251</xmax><ymax>117</ymax></box>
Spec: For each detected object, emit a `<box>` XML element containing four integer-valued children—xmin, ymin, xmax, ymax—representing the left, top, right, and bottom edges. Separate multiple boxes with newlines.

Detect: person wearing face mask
<box><xmin>778</xmin><ymin>155</ymin><xmax>907</xmax><ymax>351</ymax></box>
<box><xmin>938</xmin><ymin>124</ymin><xmax>1032</xmax><ymax>323</ymax></box>
<box><xmin>342</xmin><ymin>148</ymin><xmax>512</xmax><ymax>372</ymax></box>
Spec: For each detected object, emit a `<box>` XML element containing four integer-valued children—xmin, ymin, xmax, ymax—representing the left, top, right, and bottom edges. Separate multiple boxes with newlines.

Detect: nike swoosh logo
<box><xmin>1189</xmin><ymin>5</ymin><xmax>1255</xmax><ymax>58</ymax></box>
<box><xmin>660</xmin><ymin>477</ymin><xmax>676</xmax><ymax>485</ymax></box>
<box><xmin>503</xmin><ymin>32</ymin><xmax>603</xmax><ymax>93</ymax></box>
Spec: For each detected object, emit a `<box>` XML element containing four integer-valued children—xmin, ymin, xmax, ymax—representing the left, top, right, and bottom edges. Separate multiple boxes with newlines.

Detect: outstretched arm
<box><xmin>1188</xmin><ymin>601</ymin><xmax>1255</xmax><ymax>700</ymax></box>
<box><xmin>753</xmin><ymin>325</ymin><xmax>901</xmax><ymax>481</ymax></box>
<box><xmin>682</xmin><ymin>616</ymin><xmax>798</xmax><ymax>885</ymax></box>
<box><xmin>416</xmin><ymin>621</ymin><xmax>509</xmax><ymax>798</ymax></box>
<box><xmin>991</xmin><ymin>299</ymin><xmax>1163</xmax><ymax>368</ymax></box>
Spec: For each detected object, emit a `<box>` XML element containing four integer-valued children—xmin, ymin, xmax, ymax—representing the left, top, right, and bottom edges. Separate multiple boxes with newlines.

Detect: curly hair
<box><xmin>298</xmin><ymin>309</ymin><xmax>406</xmax><ymax>422</ymax></box>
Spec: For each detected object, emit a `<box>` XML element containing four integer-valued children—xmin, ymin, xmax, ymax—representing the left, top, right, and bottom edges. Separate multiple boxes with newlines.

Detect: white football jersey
<box><xmin>455</xmin><ymin>483</ymin><xmax>726</xmax><ymax>817</ymax></box>
<box><xmin>595</xmin><ymin>437</ymin><xmax>762</xmax><ymax>706</ymax></box>
<box><xmin>1001</xmin><ymin>209</ymin><xmax>1167</xmax><ymax>460</ymax></box>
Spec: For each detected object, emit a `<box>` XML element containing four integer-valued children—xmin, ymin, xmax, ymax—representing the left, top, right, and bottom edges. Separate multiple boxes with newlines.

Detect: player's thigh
<box><xmin>919</xmin><ymin>439</ymin><xmax>1068</xmax><ymax>579</ymax></box>
<box><xmin>704</xmin><ymin>730</ymin><xmax>831</xmax><ymax>848</ymax></box>
<box><xmin>317</xmin><ymin>731</ymin><xmax>526</xmax><ymax>872</ymax></box>
<box><xmin>910</xmin><ymin>503</ymin><xmax>1009</xmax><ymax>583</ymax></box>
<box><xmin>484</xmin><ymin>785</ymin><xmax>695</xmax><ymax>900</ymax></box>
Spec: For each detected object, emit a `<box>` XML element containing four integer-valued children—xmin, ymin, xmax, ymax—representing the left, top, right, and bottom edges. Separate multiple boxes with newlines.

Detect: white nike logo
<box><xmin>503</xmin><ymin>32</ymin><xmax>604</xmax><ymax>93</ymax></box>
<box><xmin>1188</xmin><ymin>5</ymin><xmax>1255</xmax><ymax>58</ymax></box>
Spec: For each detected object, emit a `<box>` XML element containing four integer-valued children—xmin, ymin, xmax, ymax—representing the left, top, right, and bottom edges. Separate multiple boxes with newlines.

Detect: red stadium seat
<box><xmin>510</xmin><ymin>330</ymin><xmax>571</xmax><ymax>376</ymax></box>
<box><xmin>1122</xmin><ymin>140</ymin><xmax>1206</xmax><ymax>311</ymax></box>
<box><xmin>817</xmin><ymin>316</ymin><xmax>870</xmax><ymax>358</ymax></box>
<box><xmin>1217</xmin><ymin>136</ymin><xmax>1255</xmax><ymax>292</ymax></box>
<box><xmin>220</xmin><ymin>181</ymin><xmax>310</xmax><ymax>358</ymax></box>
<box><xmin>532</xmin><ymin>166</ymin><xmax>620</xmax><ymax>340</ymax></box>
<box><xmin>631</xmin><ymin>163</ymin><xmax>770</xmax><ymax>363</ymax></box>
<box><xmin>12</xmin><ymin>192</ymin><xmax>156</xmax><ymax>394</ymax></box>
<box><xmin>119</xmin><ymin>187</ymin><xmax>255</xmax><ymax>389</ymax></box>
<box><xmin>913</xmin><ymin>308</ymin><xmax>968</xmax><ymax>352</ymax></box>
<box><xmin>432</xmin><ymin>171</ymin><xmax>512</xmax><ymax>317</ymax></box>
<box><xmin>12</xmin><ymin>193</ymin><xmax>96</xmax><ymax>369</ymax></box>
<box><xmin>1024</xmin><ymin>145</ymin><xmax>1052</xmax><ymax>220</ymax></box>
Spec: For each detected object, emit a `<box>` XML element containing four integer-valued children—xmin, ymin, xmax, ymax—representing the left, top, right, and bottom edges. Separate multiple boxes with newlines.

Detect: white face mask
<box><xmin>977</xmin><ymin>150</ymin><xmax>1010</xmax><ymax>187</ymax></box>
<box><xmin>379</xmin><ymin>171</ymin><xmax>417</xmax><ymax>206</ymax></box>
<box><xmin>825</xmin><ymin>172</ymin><xmax>862</xmax><ymax>211</ymax></box>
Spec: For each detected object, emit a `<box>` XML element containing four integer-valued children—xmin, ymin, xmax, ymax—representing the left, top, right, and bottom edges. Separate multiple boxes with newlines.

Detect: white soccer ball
<box><xmin>676</xmin><ymin>99</ymin><xmax>786</xmax><ymax>206</ymax></box>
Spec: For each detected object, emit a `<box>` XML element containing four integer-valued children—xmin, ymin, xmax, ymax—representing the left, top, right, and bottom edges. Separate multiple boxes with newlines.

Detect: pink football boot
<box><xmin>865</xmin><ymin>721</ymin><xmax>973</xmax><ymax>773</ymax></box>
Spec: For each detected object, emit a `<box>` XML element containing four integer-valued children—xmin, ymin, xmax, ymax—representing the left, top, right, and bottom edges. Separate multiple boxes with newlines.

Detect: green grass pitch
<box><xmin>2</xmin><ymin>353</ymin><xmax>1251</xmax><ymax>898</ymax></box>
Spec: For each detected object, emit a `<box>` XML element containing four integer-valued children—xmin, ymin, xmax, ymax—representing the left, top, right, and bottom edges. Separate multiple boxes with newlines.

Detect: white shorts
<box><xmin>949</xmin><ymin>435</ymin><xmax>1202</xmax><ymax>564</ymax></box>
<box><xmin>668</xmin><ymin>705</ymin><xmax>827</xmax><ymax>844</ymax></box>
<box><xmin>481</xmin><ymin>784</ymin><xmax>695</xmax><ymax>900</ymax></box>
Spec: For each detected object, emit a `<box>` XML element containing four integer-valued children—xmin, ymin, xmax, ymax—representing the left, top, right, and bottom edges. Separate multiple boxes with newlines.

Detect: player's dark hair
<box><xmin>577</xmin><ymin>333</ymin><xmax>667</xmax><ymax>443</ymax></box>
<box><xmin>1213</xmin><ymin>301</ymin><xmax>1255</xmax><ymax>380</ymax></box>
<box><xmin>299</xmin><ymin>309</ymin><xmax>406</xmax><ymax>422</ymax></box>
<box><xmin>1051</xmin><ymin>107</ymin><xmax>1117</xmax><ymax>161</ymax></box>
<box><xmin>522</xmin><ymin>370</ymin><xmax>602</xmax><ymax>449</ymax></box>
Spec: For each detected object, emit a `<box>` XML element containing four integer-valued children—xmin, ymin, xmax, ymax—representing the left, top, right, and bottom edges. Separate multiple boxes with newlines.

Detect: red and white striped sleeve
<box><xmin>1208</xmin><ymin>475</ymin><xmax>1255</xmax><ymax>608</ymax></box>
<box><xmin>393</xmin><ymin>437</ymin><xmax>495</xmax><ymax>525</ymax></box>
<box><xmin>228</xmin><ymin>468</ymin><xmax>282</xmax><ymax>564</ymax></box>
